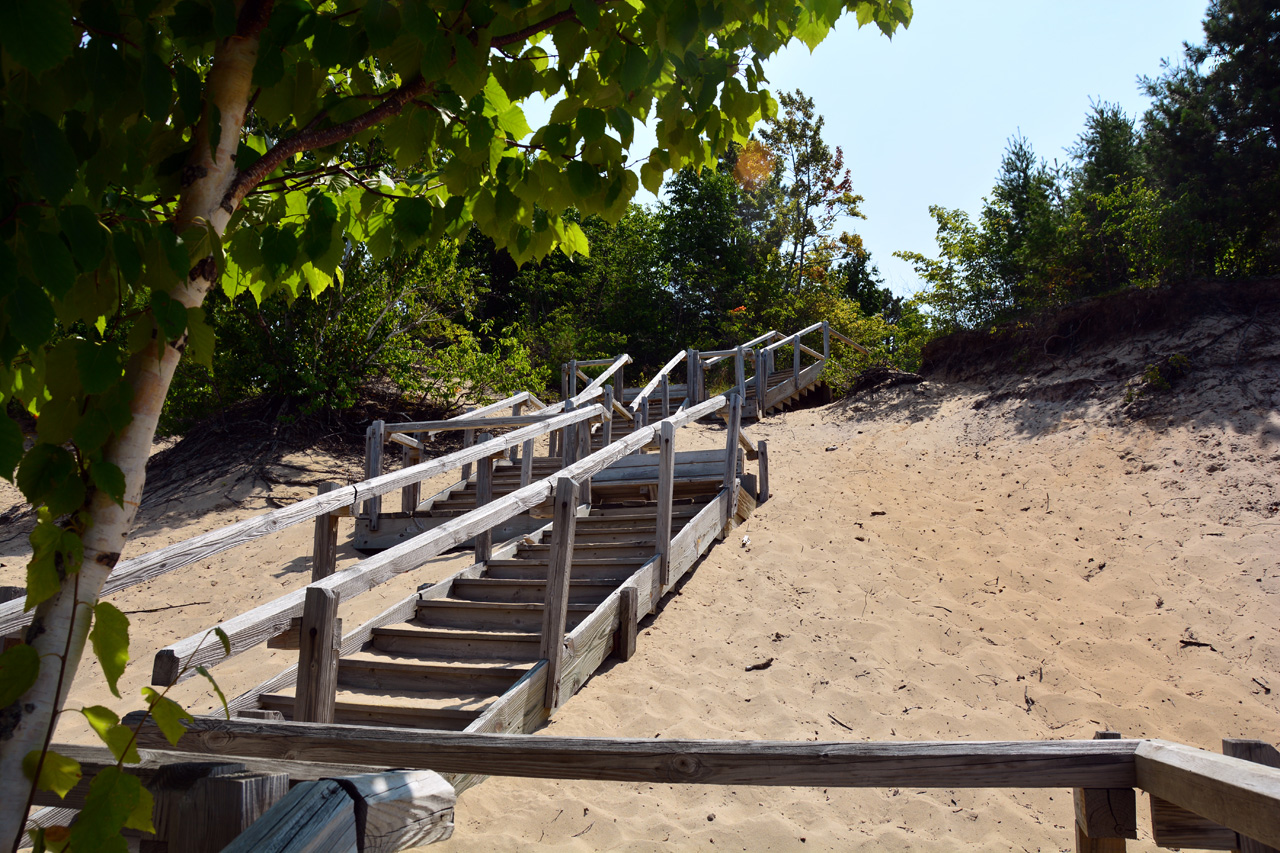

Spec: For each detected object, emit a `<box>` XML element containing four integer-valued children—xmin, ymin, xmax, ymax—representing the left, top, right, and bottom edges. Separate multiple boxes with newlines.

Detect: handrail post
<box><xmin>613</xmin><ymin>362</ymin><xmax>625</xmax><ymax>416</ymax></box>
<box><xmin>685</xmin><ymin>349</ymin><xmax>700</xmax><ymax>405</ymax></box>
<box><xmin>752</xmin><ymin>348</ymin><xmax>764</xmax><ymax>419</ymax></box>
<box><xmin>363</xmin><ymin>420</ymin><xmax>385</xmax><ymax>530</ymax></box>
<box><xmin>601</xmin><ymin>387</ymin><xmax>614</xmax><ymax>447</ymax></box>
<box><xmin>509</xmin><ymin>400</ymin><xmax>523</xmax><ymax>463</ymax></box>
<box><xmin>660</xmin><ymin>374</ymin><xmax>670</xmax><ymax>418</ymax></box>
<box><xmin>520</xmin><ymin>435</ymin><xmax>534</xmax><ymax>487</ymax></box>
<box><xmin>312</xmin><ymin>483</ymin><xmax>340</xmax><ymax>582</ymax></box>
<box><xmin>460</xmin><ymin>428</ymin><xmax>475</xmax><ymax>481</ymax></box>
<box><xmin>399</xmin><ymin>444</ymin><xmax>421</xmax><ymax>514</ymax></box>
<box><xmin>561</xmin><ymin>400</ymin><xmax>577</xmax><ymax>467</ymax></box>
<box><xmin>541</xmin><ymin>477</ymin><xmax>579</xmax><ymax>711</ymax></box>
<box><xmin>757</xmin><ymin>439</ymin><xmax>770</xmax><ymax>503</ymax></box>
<box><xmin>652</xmin><ymin>421</ymin><xmax>675</xmax><ymax>613</ymax></box>
<box><xmin>295</xmin><ymin>586</ymin><xmax>339</xmax><ymax>724</ymax></box>
<box><xmin>792</xmin><ymin>332</ymin><xmax>801</xmax><ymax>379</ymax></box>
<box><xmin>822</xmin><ymin>320</ymin><xmax>831</xmax><ymax>360</ymax></box>
<box><xmin>723</xmin><ymin>393</ymin><xmax>743</xmax><ymax>503</ymax></box>
<box><xmin>1073</xmin><ymin>730</ymin><xmax>1135</xmax><ymax>851</ymax></box>
<box><xmin>474</xmin><ymin>433</ymin><xmax>494</xmax><ymax>564</ymax></box>
<box><xmin>735</xmin><ymin>345</ymin><xmax>746</xmax><ymax>400</ymax></box>
<box><xmin>569</xmin><ymin>358</ymin><xmax>579</xmax><ymax>397</ymax></box>
<box><xmin>577</xmin><ymin>415</ymin><xmax>592</xmax><ymax>505</ymax></box>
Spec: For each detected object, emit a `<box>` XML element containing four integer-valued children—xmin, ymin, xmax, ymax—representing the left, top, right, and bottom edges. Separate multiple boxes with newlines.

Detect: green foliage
<box><xmin>1126</xmin><ymin>353</ymin><xmax>1191</xmax><ymax>402</ymax></box>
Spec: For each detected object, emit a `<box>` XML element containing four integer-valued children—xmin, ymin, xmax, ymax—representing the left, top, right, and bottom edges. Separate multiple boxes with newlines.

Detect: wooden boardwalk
<box><xmin>21</xmin><ymin>321</ymin><xmax>1279</xmax><ymax>852</ymax></box>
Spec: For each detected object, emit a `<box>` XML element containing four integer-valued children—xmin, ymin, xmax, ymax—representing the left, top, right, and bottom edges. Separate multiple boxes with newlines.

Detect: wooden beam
<box><xmin>146</xmin><ymin>761</ymin><xmax>290</xmax><ymax>853</ymax></box>
<box><xmin>1074</xmin><ymin>731</ymin><xmax>1136</xmax><ymax>851</ymax></box>
<box><xmin>1135</xmin><ymin>739</ymin><xmax>1280</xmax><ymax>850</ymax></box>
<box><xmin>1150</xmin><ymin>795</ymin><xmax>1237</xmax><ymax>849</ymax></box>
<box><xmin>295</xmin><ymin>587</ymin><xmax>340</xmax><ymax>724</ymax></box>
<box><xmin>153</xmin><ymin>396</ymin><xmax>729</xmax><ymax>685</ymax></box>
<box><xmin>757</xmin><ymin>440</ymin><xmax>770</xmax><ymax>503</ymax></box>
<box><xmin>1223</xmin><ymin>739</ymin><xmax>1280</xmax><ymax>853</ymax></box>
<box><xmin>129</xmin><ymin>720</ymin><xmax>1141</xmax><ymax>789</ymax></box>
<box><xmin>653</xmin><ymin>421</ymin><xmax>676</xmax><ymax>612</ymax></box>
<box><xmin>616</xmin><ymin>586</ymin><xmax>638</xmax><ymax>662</ymax></box>
<box><xmin>828</xmin><ymin>326</ymin><xmax>870</xmax><ymax>354</ymax></box>
<box><xmin>221</xmin><ymin>780</ymin><xmax>358</xmax><ymax>853</ymax></box>
<box><xmin>474</xmin><ymin>434</ymin><xmax>494</xmax><ymax>565</ymax></box>
<box><xmin>0</xmin><ymin>405</ymin><xmax>605</xmax><ymax>638</ymax></box>
<box><xmin>331</xmin><ymin>770</ymin><xmax>455</xmax><ymax>852</ymax></box>
<box><xmin>312</xmin><ymin>483</ymin><xmax>340</xmax><ymax>582</ymax></box>
<box><xmin>266</xmin><ymin>616</ymin><xmax>342</xmax><ymax>651</ymax></box>
<box><xmin>631</xmin><ymin>350</ymin><xmax>687</xmax><ymax>412</ymax></box>
<box><xmin>363</xmin><ymin>420</ymin><xmax>385</xmax><ymax>529</ymax></box>
<box><xmin>32</xmin><ymin>744</ymin><xmax>390</xmax><ymax>811</ymax></box>
<box><xmin>384</xmin><ymin>392</ymin><xmax>533</xmax><ymax>432</ymax></box>
<box><xmin>540</xmin><ymin>477</ymin><xmax>579</xmax><ymax>711</ymax></box>
<box><xmin>723</xmin><ymin>394</ymin><xmax>742</xmax><ymax>494</ymax></box>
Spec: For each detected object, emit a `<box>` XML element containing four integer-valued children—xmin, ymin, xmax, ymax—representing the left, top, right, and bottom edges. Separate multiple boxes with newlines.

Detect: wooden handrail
<box><xmin>0</xmin><ymin>403</ymin><xmax>606</xmax><ymax>640</ymax></box>
<box><xmin>571</xmin><ymin>353</ymin><xmax>631</xmax><ymax>405</ymax></box>
<box><xmin>630</xmin><ymin>350</ymin><xmax>687</xmax><ymax>411</ymax></box>
<box><xmin>153</xmin><ymin>395</ymin><xmax>730</xmax><ymax>683</ymax></box>
<box><xmin>828</xmin><ymin>327</ymin><xmax>870</xmax><ymax>355</ymax></box>
<box><xmin>384</xmin><ymin>391</ymin><xmax>532</xmax><ymax>432</ymax></box>
<box><xmin>131</xmin><ymin>719</ymin><xmax>1143</xmax><ymax>790</ymax></box>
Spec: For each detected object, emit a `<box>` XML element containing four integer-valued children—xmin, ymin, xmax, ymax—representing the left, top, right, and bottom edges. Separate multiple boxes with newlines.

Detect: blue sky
<box><xmin>756</xmin><ymin>0</ymin><xmax>1212</xmax><ymax>296</ymax></box>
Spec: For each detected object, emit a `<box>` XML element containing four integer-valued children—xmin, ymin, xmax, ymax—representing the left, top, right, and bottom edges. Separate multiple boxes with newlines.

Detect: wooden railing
<box><xmin>150</xmin><ymin>402</ymin><xmax>609</xmax><ymax>684</ymax></box>
<box><xmin>130</xmin><ymin>717</ymin><xmax>1280</xmax><ymax>852</ymax></box>
<box><xmin>151</xmin><ymin>390</ymin><xmax>754</xmax><ymax>689</ymax></box>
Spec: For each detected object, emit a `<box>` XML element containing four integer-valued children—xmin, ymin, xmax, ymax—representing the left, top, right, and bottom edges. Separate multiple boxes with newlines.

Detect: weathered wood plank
<box><xmin>653</xmin><ymin>421</ymin><xmax>676</xmax><ymax>611</ymax></box>
<box><xmin>312</xmin><ymin>483</ymin><xmax>340</xmax><ymax>581</ymax></box>
<box><xmin>757</xmin><ymin>440</ymin><xmax>770</xmax><ymax>503</ymax></box>
<box><xmin>1149</xmin><ymin>795</ymin><xmax>1237</xmax><ymax>849</ymax></box>
<box><xmin>473</xmin><ymin>436</ymin><xmax>494</xmax><ymax>564</ymax></box>
<box><xmin>221</xmin><ymin>779</ymin><xmax>357</xmax><ymax>853</ymax></box>
<box><xmin>153</xmin><ymin>396</ymin><xmax>729</xmax><ymax>684</ymax></box>
<box><xmin>332</xmin><ymin>770</ymin><xmax>455</xmax><ymax>852</ymax></box>
<box><xmin>616</xmin><ymin>586</ymin><xmax>638</xmax><ymax>661</ymax></box>
<box><xmin>540</xmin><ymin>478</ymin><xmax>579</xmax><ymax>710</ymax></box>
<box><xmin>128</xmin><ymin>719</ymin><xmax>1141</xmax><ymax>789</ymax></box>
<box><xmin>1222</xmin><ymin>739</ymin><xmax>1280</xmax><ymax>853</ymax></box>
<box><xmin>0</xmin><ymin>406</ymin><xmax>603</xmax><ymax>638</ymax></box>
<box><xmin>1135</xmin><ymin>739</ymin><xmax>1280</xmax><ymax>849</ymax></box>
<box><xmin>1074</xmin><ymin>731</ymin><xmax>1136</xmax><ymax>851</ymax></box>
<box><xmin>631</xmin><ymin>351</ymin><xmax>687</xmax><ymax>412</ymax></box>
<box><xmin>666</xmin><ymin>490</ymin><xmax>731</xmax><ymax>591</ymax></box>
<box><xmin>295</xmin><ymin>587</ymin><xmax>340</xmax><ymax>724</ymax></box>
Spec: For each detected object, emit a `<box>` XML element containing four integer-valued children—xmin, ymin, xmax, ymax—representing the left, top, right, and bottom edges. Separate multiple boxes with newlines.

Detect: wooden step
<box><xmin>338</xmin><ymin>650</ymin><xmax>532</xmax><ymax>694</ymax></box>
<box><xmin>483</xmin><ymin>559</ymin><xmax>643</xmax><ymax>580</ymax></box>
<box><xmin>371</xmin><ymin>625</ymin><xmax>542</xmax><ymax>661</ymax></box>
<box><xmin>516</xmin><ymin>542</ymin><xmax>657</xmax><ymax>559</ymax></box>
<box><xmin>415</xmin><ymin>598</ymin><xmax>594</xmax><ymax>632</ymax></box>
<box><xmin>450</xmin><ymin>577</ymin><xmax>618</xmax><ymax>605</ymax></box>
<box><xmin>257</xmin><ymin>691</ymin><xmax>483</xmax><ymax>730</ymax></box>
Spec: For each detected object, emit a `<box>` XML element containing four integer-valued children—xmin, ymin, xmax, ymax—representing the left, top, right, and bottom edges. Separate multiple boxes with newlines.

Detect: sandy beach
<box><xmin>4</xmin><ymin>312</ymin><xmax>1278</xmax><ymax>852</ymax></box>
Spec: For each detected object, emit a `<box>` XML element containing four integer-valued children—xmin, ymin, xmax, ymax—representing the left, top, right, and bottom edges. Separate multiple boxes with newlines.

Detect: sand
<box><xmin>4</xmin><ymin>316</ymin><xmax>1278</xmax><ymax>851</ymax></box>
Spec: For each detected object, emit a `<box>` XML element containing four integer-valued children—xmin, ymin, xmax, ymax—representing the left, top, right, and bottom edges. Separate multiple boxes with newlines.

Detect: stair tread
<box><xmin>342</xmin><ymin>649</ymin><xmax>536</xmax><ymax>673</ymax></box>
<box><xmin>373</xmin><ymin>624</ymin><xmax>542</xmax><ymax>642</ymax></box>
<box><xmin>262</xmin><ymin>688</ymin><xmax>494</xmax><ymax>713</ymax></box>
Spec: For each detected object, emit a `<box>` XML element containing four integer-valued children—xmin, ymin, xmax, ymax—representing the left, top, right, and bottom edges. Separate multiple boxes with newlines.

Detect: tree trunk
<box><xmin>0</xmin><ymin>14</ymin><xmax>262</xmax><ymax>847</ymax></box>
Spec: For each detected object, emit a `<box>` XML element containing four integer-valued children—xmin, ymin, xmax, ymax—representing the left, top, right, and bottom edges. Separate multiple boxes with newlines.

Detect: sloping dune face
<box><xmin>448</xmin><ymin>312</ymin><xmax>1280</xmax><ymax>850</ymax></box>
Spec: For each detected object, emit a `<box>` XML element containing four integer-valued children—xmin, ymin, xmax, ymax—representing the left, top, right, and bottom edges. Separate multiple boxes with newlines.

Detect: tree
<box><xmin>0</xmin><ymin>0</ymin><xmax>913</xmax><ymax>845</ymax></box>
<box><xmin>757</xmin><ymin>90</ymin><xmax>867</xmax><ymax>292</ymax></box>
<box><xmin>1142</xmin><ymin>0</ymin><xmax>1280</xmax><ymax>276</ymax></box>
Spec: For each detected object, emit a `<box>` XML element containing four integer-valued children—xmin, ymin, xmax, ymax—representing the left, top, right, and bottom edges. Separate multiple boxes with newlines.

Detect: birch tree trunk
<box><xmin>0</xmin><ymin>8</ymin><xmax>264</xmax><ymax>845</ymax></box>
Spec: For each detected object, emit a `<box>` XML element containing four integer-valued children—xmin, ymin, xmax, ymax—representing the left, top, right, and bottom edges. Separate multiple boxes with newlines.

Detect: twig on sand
<box><xmin>828</xmin><ymin>713</ymin><xmax>853</xmax><ymax>731</ymax></box>
<box><xmin>123</xmin><ymin>600</ymin><xmax>210</xmax><ymax>615</ymax></box>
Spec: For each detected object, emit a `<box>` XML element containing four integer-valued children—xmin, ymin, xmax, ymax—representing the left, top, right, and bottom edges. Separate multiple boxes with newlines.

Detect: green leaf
<box><xmin>71</xmin><ymin>766</ymin><xmax>154</xmax><ymax>850</ymax></box>
<box><xmin>141</xmin><ymin>687</ymin><xmax>194</xmax><ymax>746</ymax></box>
<box><xmin>185</xmin><ymin>306</ymin><xmax>215</xmax><ymax>370</ymax></box>
<box><xmin>213</xmin><ymin>627</ymin><xmax>231</xmax><ymax>657</ymax></box>
<box><xmin>23</xmin><ymin>750</ymin><xmax>83</xmax><ymax>800</ymax></box>
<box><xmin>26</xmin><ymin>231</ymin><xmax>78</xmax><ymax>299</ymax></box>
<box><xmin>619</xmin><ymin>43</ymin><xmax>649</xmax><ymax>91</ymax></box>
<box><xmin>141</xmin><ymin>52</ymin><xmax>174</xmax><ymax>122</ymax></box>
<box><xmin>0</xmin><ymin>414</ymin><xmax>23</xmax><ymax>483</ymax></box>
<box><xmin>391</xmin><ymin>197</ymin><xmax>434</xmax><ymax>246</ymax></box>
<box><xmin>22</xmin><ymin>112</ymin><xmax>79</xmax><ymax>203</ymax></box>
<box><xmin>570</xmin><ymin>0</ymin><xmax>600</xmax><ymax>29</ymax></box>
<box><xmin>577</xmin><ymin>107</ymin><xmax>606</xmax><ymax>142</ymax></box>
<box><xmin>58</xmin><ymin>207</ymin><xmax>109</xmax><ymax>273</ymax></box>
<box><xmin>7</xmin><ymin>278</ymin><xmax>56</xmax><ymax>349</ymax></box>
<box><xmin>0</xmin><ymin>644</ymin><xmax>39</xmax><ymax>708</ymax></box>
<box><xmin>81</xmin><ymin>706</ymin><xmax>140</xmax><ymax>764</ymax></box>
<box><xmin>90</xmin><ymin>460</ymin><xmax>126</xmax><ymax>508</ymax></box>
<box><xmin>17</xmin><ymin>444</ymin><xmax>85</xmax><ymax>517</ymax></box>
<box><xmin>90</xmin><ymin>602</ymin><xmax>130</xmax><ymax>698</ymax></box>
<box><xmin>75</xmin><ymin>340</ymin><xmax>122</xmax><ymax>395</ymax></box>
<box><xmin>0</xmin><ymin>0</ymin><xmax>74</xmax><ymax>76</ymax></box>
<box><xmin>559</xmin><ymin>221</ymin><xmax>589</xmax><ymax>258</ymax></box>
<box><xmin>149</xmin><ymin>291</ymin><xmax>188</xmax><ymax>342</ymax></box>
<box><xmin>196</xmin><ymin>665</ymin><xmax>230</xmax><ymax>718</ymax></box>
